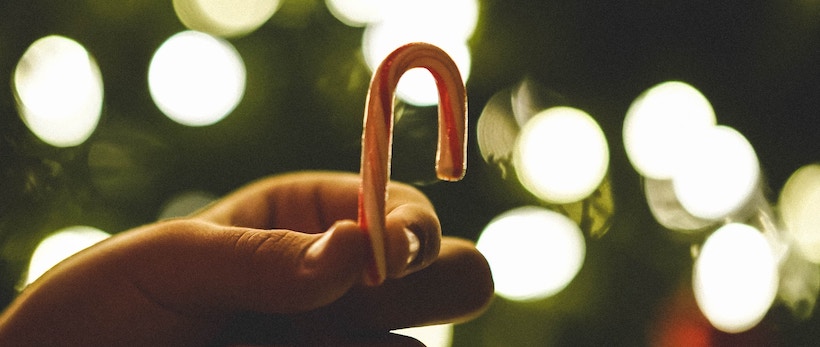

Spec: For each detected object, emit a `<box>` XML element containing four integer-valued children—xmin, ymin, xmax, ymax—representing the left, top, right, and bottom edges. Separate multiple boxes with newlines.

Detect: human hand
<box><xmin>0</xmin><ymin>171</ymin><xmax>494</xmax><ymax>346</ymax></box>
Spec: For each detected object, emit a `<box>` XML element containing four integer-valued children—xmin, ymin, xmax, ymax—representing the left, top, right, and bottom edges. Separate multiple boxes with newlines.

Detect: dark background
<box><xmin>1</xmin><ymin>0</ymin><xmax>819</xmax><ymax>345</ymax></box>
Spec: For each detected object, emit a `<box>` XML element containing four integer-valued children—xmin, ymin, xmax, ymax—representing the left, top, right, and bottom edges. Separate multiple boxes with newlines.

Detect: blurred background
<box><xmin>2</xmin><ymin>0</ymin><xmax>820</xmax><ymax>345</ymax></box>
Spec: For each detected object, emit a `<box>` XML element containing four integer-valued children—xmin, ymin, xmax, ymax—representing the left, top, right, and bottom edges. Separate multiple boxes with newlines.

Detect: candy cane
<box><xmin>358</xmin><ymin>42</ymin><xmax>468</xmax><ymax>285</ymax></box>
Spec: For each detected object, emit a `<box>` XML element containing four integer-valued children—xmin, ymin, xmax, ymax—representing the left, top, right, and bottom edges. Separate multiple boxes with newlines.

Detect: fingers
<box><xmin>293</xmin><ymin>237</ymin><xmax>495</xmax><ymax>334</ymax></box>
<box><xmin>118</xmin><ymin>219</ymin><xmax>370</xmax><ymax>315</ymax></box>
<box><xmin>192</xmin><ymin>171</ymin><xmax>361</xmax><ymax>232</ymax></box>
<box><xmin>384</xmin><ymin>203</ymin><xmax>441</xmax><ymax>278</ymax></box>
<box><xmin>193</xmin><ymin>171</ymin><xmax>443</xmax><ymax>280</ymax></box>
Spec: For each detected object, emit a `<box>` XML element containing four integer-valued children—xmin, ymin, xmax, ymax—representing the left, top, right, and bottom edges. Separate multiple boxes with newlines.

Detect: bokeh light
<box><xmin>477</xmin><ymin>79</ymin><xmax>569</xmax><ymax>179</ymax></box>
<box><xmin>672</xmin><ymin>125</ymin><xmax>760</xmax><ymax>221</ymax></box>
<box><xmin>360</xmin><ymin>0</ymin><xmax>478</xmax><ymax>106</ymax></box>
<box><xmin>623</xmin><ymin>81</ymin><xmax>716</xmax><ymax>179</ymax></box>
<box><xmin>779</xmin><ymin>164</ymin><xmax>820</xmax><ymax>263</ymax></box>
<box><xmin>25</xmin><ymin>226</ymin><xmax>111</xmax><ymax>286</ymax></box>
<box><xmin>13</xmin><ymin>35</ymin><xmax>104</xmax><ymax>147</ymax></box>
<box><xmin>476</xmin><ymin>88</ymin><xmax>518</xmax><ymax>177</ymax></box>
<box><xmin>173</xmin><ymin>0</ymin><xmax>281</xmax><ymax>38</ymax></box>
<box><xmin>325</xmin><ymin>0</ymin><xmax>385</xmax><ymax>27</ymax></box>
<box><xmin>148</xmin><ymin>30</ymin><xmax>246</xmax><ymax>126</ymax></box>
<box><xmin>514</xmin><ymin>107</ymin><xmax>609</xmax><ymax>204</ymax></box>
<box><xmin>693</xmin><ymin>223</ymin><xmax>778</xmax><ymax>333</ymax></box>
<box><xmin>158</xmin><ymin>190</ymin><xmax>218</xmax><ymax>220</ymax></box>
<box><xmin>643</xmin><ymin>178</ymin><xmax>716</xmax><ymax>232</ymax></box>
<box><xmin>393</xmin><ymin>323</ymin><xmax>453</xmax><ymax>347</ymax></box>
<box><xmin>477</xmin><ymin>206</ymin><xmax>586</xmax><ymax>301</ymax></box>
<box><xmin>777</xmin><ymin>243</ymin><xmax>820</xmax><ymax>320</ymax></box>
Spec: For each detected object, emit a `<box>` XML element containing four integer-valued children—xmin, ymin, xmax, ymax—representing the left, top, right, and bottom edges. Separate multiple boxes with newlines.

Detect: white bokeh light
<box><xmin>673</xmin><ymin>125</ymin><xmax>760</xmax><ymax>221</ymax></box>
<box><xmin>325</xmin><ymin>0</ymin><xmax>386</xmax><ymax>27</ymax></box>
<box><xmin>393</xmin><ymin>324</ymin><xmax>453</xmax><ymax>347</ymax></box>
<box><xmin>779</xmin><ymin>164</ymin><xmax>820</xmax><ymax>263</ymax></box>
<box><xmin>623</xmin><ymin>81</ymin><xmax>716</xmax><ymax>179</ymax></box>
<box><xmin>148</xmin><ymin>30</ymin><xmax>246</xmax><ymax>126</ymax></box>
<box><xmin>477</xmin><ymin>206</ymin><xmax>586</xmax><ymax>301</ymax></box>
<box><xmin>13</xmin><ymin>35</ymin><xmax>104</xmax><ymax>147</ymax></box>
<box><xmin>362</xmin><ymin>28</ymin><xmax>471</xmax><ymax>106</ymax></box>
<box><xmin>360</xmin><ymin>0</ymin><xmax>477</xmax><ymax>106</ymax></box>
<box><xmin>514</xmin><ymin>107</ymin><xmax>609</xmax><ymax>204</ymax></box>
<box><xmin>693</xmin><ymin>223</ymin><xmax>778</xmax><ymax>333</ymax></box>
<box><xmin>174</xmin><ymin>0</ymin><xmax>281</xmax><ymax>38</ymax></box>
<box><xmin>26</xmin><ymin>226</ymin><xmax>111</xmax><ymax>286</ymax></box>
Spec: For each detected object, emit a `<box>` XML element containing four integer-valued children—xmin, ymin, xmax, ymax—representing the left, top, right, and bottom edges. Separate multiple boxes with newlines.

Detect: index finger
<box><xmin>193</xmin><ymin>171</ymin><xmax>442</xmax><ymax>276</ymax></box>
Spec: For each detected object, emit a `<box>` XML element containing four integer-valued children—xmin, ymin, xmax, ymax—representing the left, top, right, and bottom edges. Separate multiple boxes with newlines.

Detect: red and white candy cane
<box><xmin>358</xmin><ymin>42</ymin><xmax>468</xmax><ymax>285</ymax></box>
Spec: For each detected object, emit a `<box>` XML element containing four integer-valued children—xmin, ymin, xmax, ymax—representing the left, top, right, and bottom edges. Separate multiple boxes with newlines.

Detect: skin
<box><xmin>0</xmin><ymin>171</ymin><xmax>494</xmax><ymax>346</ymax></box>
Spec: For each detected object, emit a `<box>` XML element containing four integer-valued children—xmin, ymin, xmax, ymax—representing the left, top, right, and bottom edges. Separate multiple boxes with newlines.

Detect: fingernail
<box><xmin>306</xmin><ymin>230</ymin><xmax>333</xmax><ymax>263</ymax></box>
<box><xmin>405</xmin><ymin>228</ymin><xmax>420</xmax><ymax>265</ymax></box>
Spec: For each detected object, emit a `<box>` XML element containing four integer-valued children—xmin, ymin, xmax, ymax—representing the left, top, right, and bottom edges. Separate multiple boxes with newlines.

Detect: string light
<box><xmin>624</xmin><ymin>81</ymin><xmax>716</xmax><ymax>180</ymax></box>
<box><xmin>393</xmin><ymin>324</ymin><xmax>454</xmax><ymax>347</ymax></box>
<box><xmin>173</xmin><ymin>0</ymin><xmax>281</xmax><ymax>38</ymax></box>
<box><xmin>359</xmin><ymin>0</ymin><xmax>478</xmax><ymax>106</ymax></box>
<box><xmin>25</xmin><ymin>226</ymin><xmax>111</xmax><ymax>286</ymax></box>
<box><xmin>672</xmin><ymin>125</ymin><xmax>760</xmax><ymax>221</ymax></box>
<box><xmin>325</xmin><ymin>0</ymin><xmax>386</xmax><ymax>27</ymax></box>
<box><xmin>13</xmin><ymin>35</ymin><xmax>104</xmax><ymax>147</ymax></box>
<box><xmin>692</xmin><ymin>223</ymin><xmax>778</xmax><ymax>333</ymax></box>
<box><xmin>514</xmin><ymin>106</ymin><xmax>609</xmax><ymax>204</ymax></box>
<box><xmin>477</xmin><ymin>206</ymin><xmax>586</xmax><ymax>301</ymax></box>
<box><xmin>779</xmin><ymin>164</ymin><xmax>820</xmax><ymax>263</ymax></box>
<box><xmin>148</xmin><ymin>30</ymin><xmax>246</xmax><ymax>127</ymax></box>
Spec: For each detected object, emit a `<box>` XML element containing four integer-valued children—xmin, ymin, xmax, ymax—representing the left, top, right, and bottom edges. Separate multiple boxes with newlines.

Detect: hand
<box><xmin>0</xmin><ymin>171</ymin><xmax>494</xmax><ymax>346</ymax></box>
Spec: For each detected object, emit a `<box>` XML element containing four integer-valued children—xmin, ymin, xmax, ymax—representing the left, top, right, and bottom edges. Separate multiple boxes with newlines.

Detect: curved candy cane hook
<box><xmin>359</xmin><ymin>42</ymin><xmax>468</xmax><ymax>285</ymax></box>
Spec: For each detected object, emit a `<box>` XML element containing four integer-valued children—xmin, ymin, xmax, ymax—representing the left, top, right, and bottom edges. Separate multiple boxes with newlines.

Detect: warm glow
<box><xmin>779</xmin><ymin>164</ymin><xmax>820</xmax><ymax>263</ymax></box>
<box><xmin>393</xmin><ymin>324</ymin><xmax>453</xmax><ymax>347</ymax></box>
<box><xmin>362</xmin><ymin>29</ymin><xmax>471</xmax><ymax>106</ymax></box>
<box><xmin>148</xmin><ymin>30</ymin><xmax>246</xmax><ymax>126</ymax></box>
<box><xmin>514</xmin><ymin>107</ymin><xmax>609</xmax><ymax>204</ymax></box>
<box><xmin>623</xmin><ymin>81</ymin><xmax>716</xmax><ymax>179</ymax></box>
<box><xmin>13</xmin><ymin>35</ymin><xmax>104</xmax><ymax>147</ymax></box>
<box><xmin>360</xmin><ymin>0</ymin><xmax>477</xmax><ymax>106</ymax></box>
<box><xmin>158</xmin><ymin>190</ymin><xmax>218</xmax><ymax>220</ymax></box>
<box><xmin>325</xmin><ymin>0</ymin><xmax>386</xmax><ymax>27</ymax></box>
<box><xmin>643</xmin><ymin>178</ymin><xmax>715</xmax><ymax>232</ymax></box>
<box><xmin>173</xmin><ymin>0</ymin><xmax>281</xmax><ymax>37</ymax></box>
<box><xmin>26</xmin><ymin>226</ymin><xmax>111</xmax><ymax>286</ymax></box>
<box><xmin>693</xmin><ymin>223</ymin><xmax>778</xmax><ymax>333</ymax></box>
<box><xmin>672</xmin><ymin>125</ymin><xmax>759</xmax><ymax>220</ymax></box>
<box><xmin>477</xmin><ymin>206</ymin><xmax>585</xmax><ymax>301</ymax></box>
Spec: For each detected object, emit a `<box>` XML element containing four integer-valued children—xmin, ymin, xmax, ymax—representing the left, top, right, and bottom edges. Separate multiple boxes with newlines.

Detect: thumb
<box><xmin>121</xmin><ymin>219</ymin><xmax>369</xmax><ymax>315</ymax></box>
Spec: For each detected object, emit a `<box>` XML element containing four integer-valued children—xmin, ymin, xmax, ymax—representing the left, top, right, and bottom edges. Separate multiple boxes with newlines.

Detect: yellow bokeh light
<box><xmin>379</xmin><ymin>0</ymin><xmax>479</xmax><ymax>40</ymax></box>
<box><xmin>672</xmin><ymin>125</ymin><xmax>760</xmax><ymax>221</ymax></box>
<box><xmin>514</xmin><ymin>107</ymin><xmax>609</xmax><ymax>204</ymax></box>
<box><xmin>13</xmin><ymin>35</ymin><xmax>104</xmax><ymax>147</ymax></box>
<box><xmin>325</xmin><ymin>0</ymin><xmax>386</xmax><ymax>27</ymax></box>
<box><xmin>360</xmin><ymin>0</ymin><xmax>477</xmax><ymax>106</ymax></box>
<box><xmin>477</xmin><ymin>206</ymin><xmax>586</xmax><ymax>301</ymax></box>
<box><xmin>643</xmin><ymin>178</ymin><xmax>716</xmax><ymax>232</ymax></box>
<box><xmin>393</xmin><ymin>324</ymin><xmax>453</xmax><ymax>347</ymax></box>
<box><xmin>26</xmin><ymin>226</ymin><xmax>111</xmax><ymax>286</ymax></box>
<box><xmin>779</xmin><ymin>164</ymin><xmax>820</xmax><ymax>263</ymax></box>
<box><xmin>623</xmin><ymin>81</ymin><xmax>716</xmax><ymax>179</ymax></box>
<box><xmin>693</xmin><ymin>223</ymin><xmax>778</xmax><ymax>333</ymax></box>
<box><xmin>174</xmin><ymin>0</ymin><xmax>281</xmax><ymax>38</ymax></box>
<box><xmin>148</xmin><ymin>30</ymin><xmax>246</xmax><ymax>127</ymax></box>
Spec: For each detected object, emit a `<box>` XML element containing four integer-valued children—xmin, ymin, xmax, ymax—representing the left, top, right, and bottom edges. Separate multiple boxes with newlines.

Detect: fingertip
<box><xmin>266</xmin><ymin>220</ymin><xmax>370</xmax><ymax>312</ymax></box>
<box><xmin>437</xmin><ymin>237</ymin><xmax>495</xmax><ymax>321</ymax></box>
<box><xmin>384</xmin><ymin>205</ymin><xmax>441</xmax><ymax>279</ymax></box>
<box><xmin>303</xmin><ymin>220</ymin><xmax>369</xmax><ymax>278</ymax></box>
